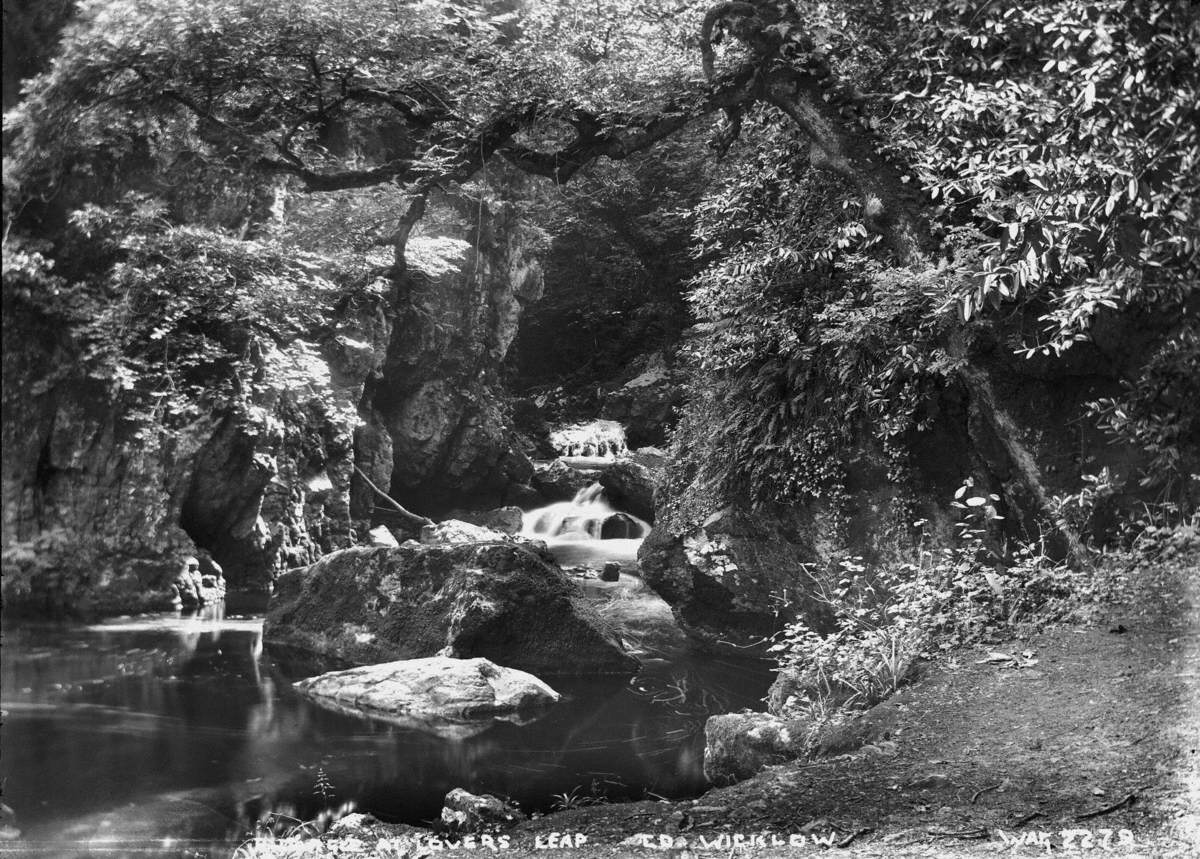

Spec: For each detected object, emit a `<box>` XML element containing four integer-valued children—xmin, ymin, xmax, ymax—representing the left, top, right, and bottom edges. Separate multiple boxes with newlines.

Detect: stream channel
<box><xmin>0</xmin><ymin>485</ymin><xmax>772</xmax><ymax>854</ymax></box>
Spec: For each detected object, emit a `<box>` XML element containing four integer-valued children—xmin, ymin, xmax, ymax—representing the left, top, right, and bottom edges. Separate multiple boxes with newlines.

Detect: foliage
<box><xmin>669</xmin><ymin>109</ymin><xmax>953</xmax><ymax>505</ymax></box>
<box><xmin>666</xmin><ymin>0</ymin><xmax>1198</xmax><ymax>520</ymax></box>
<box><xmin>5</xmin><ymin>193</ymin><xmax>345</xmax><ymax>430</ymax></box>
<box><xmin>877</xmin><ymin>1</ymin><xmax>1198</xmax><ymax>345</ymax></box>
<box><xmin>769</xmin><ymin>483</ymin><xmax>1087</xmax><ymax>720</ymax></box>
<box><xmin>549</xmin><ymin>783</ymin><xmax>611</xmax><ymax>812</ymax></box>
<box><xmin>2</xmin><ymin>0</ymin><xmax>701</xmax><ymax>212</ymax></box>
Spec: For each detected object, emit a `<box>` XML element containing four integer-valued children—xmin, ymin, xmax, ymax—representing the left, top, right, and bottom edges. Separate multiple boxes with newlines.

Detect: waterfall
<box><xmin>548</xmin><ymin>420</ymin><xmax>628</xmax><ymax>460</ymax></box>
<box><xmin>521</xmin><ymin>483</ymin><xmax>650</xmax><ymax>565</ymax></box>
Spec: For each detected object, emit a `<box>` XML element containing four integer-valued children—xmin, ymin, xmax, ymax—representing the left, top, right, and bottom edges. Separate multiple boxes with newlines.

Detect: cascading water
<box><xmin>521</xmin><ymin>483</ymin><xmax>650</xmax><ymax>566</ymax></box>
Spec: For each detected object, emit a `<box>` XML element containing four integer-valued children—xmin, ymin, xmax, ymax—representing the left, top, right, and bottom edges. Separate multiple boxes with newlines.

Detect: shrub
<box><xmin>769</xmin><ymin>481</ymin><xmax>1084</xmax><ymax>720</ymax></box>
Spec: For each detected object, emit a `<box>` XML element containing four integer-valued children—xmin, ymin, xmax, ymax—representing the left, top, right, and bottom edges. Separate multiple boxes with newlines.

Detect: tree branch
<box><xmin>764</xmin><ymin>73</ymin><xmax>932</xmax><ymax>266</ymax></box>
<box><xmin>352</xmin><ymin>464</ymin><xmax>434</xmax><ymax>529</ymax></box>
<box><xmin>498</xmin><ymin>65</ymin><xmax>760</xmax><ymax>184</ymax></box>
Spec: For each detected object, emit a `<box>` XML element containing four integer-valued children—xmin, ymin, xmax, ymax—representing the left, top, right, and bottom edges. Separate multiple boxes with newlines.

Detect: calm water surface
<box><xmin>0</xmin><ymin>599</ymin><xmax>771</xmax><ymax>855</ymax></box>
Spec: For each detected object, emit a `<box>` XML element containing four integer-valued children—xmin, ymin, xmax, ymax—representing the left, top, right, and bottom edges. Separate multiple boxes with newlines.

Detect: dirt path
<box><xmin>494</xmin><ymin>549</ymin><xmax>1199</xmax><ymax>857</ymax></box>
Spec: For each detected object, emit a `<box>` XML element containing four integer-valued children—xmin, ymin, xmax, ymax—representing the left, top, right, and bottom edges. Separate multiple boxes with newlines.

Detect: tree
<box><xmin>5</xmin><ymin>0</ymin><xmax>1197</xmax><ymax>530</ymax></box>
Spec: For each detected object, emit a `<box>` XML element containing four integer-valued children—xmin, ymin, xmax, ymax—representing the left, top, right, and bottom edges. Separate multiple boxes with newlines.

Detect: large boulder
<box><xmin>599</xmin><ymin>353</ymin><xmax>684</xmax><ymax>448</ymax></box>
<box><xmin>531</xmin><ymin>459</ymin><xmax>602</xmax><ymax>501</ymax></box>
<box><xmin>419</xmin><ymin>519</ymin><xmax>512</xmax><ymax>545</ymax></box>
<box><xmin>368</xmin><ymin>200</ymin><xmax>544</xmax><ymax>514</ymax></box>
<box><xmin>264</xmin><ymin>543</ymin><xmax>638</xmax><ymax>676</ymax></box>
<box><xmin>598</xmin><ymin>459</ymin><xmax>659</xmax><ymax>522</ymax></box>
<box><xmin>294</xmin><ymin>656</ymin><xmax>560</xmax><ymax>723</ymax></box>
<box><xmin>639</xmin><ymin>504</ymin><xmax>840</xmax><ymax>651</ymax></box>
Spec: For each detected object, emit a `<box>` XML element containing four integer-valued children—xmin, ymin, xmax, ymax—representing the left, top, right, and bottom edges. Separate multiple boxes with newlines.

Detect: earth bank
<box><xmin>241</xmin><ymin>547</ymin><xmax>1200</xmax><ymax>858</ymax></box>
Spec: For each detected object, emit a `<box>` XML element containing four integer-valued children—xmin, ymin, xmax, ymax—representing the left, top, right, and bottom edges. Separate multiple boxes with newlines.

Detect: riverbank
<box><xmin>236</xmin><ymin>545</ymin><xmax>1199</xmax><ymax>858</ymax></box>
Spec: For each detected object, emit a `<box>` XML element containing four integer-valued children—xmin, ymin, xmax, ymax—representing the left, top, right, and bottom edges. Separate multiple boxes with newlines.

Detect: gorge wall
<box><xmin>356</xmin><ymin>195</ymin><xmax>544</xmax><ymax>518</ymax></box>
<box><xmin>1</xmin><ymin>195</ymin><xmax>543</xmax><ymax>615</ymax></box>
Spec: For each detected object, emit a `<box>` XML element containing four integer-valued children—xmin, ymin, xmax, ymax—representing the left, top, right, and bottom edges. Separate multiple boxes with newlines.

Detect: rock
<box><xmin>368</xmin><ymin>525</ymin><xmax>400</xmax><ymax>548</ymax></box>
<box><xmin>601</xmin><ymin>562</ymin><xmax>621</xmax><ymax>582</ymax></box>
<box><xmin>531</xmin><ymin>459</ymin><xmax>602</xmax><ymax>501</ymax></box>
<box><xmin>295</xmin><ymin>656</ymin><xmax>560</xmax><ymax>724</ymax></box>
<box><xmin>371</xmin><ymin>207</ymin><xmax>545</xmax><ymax>511</ymax></box>
<box><xmin>502</xmin><ymin>482</ymin><xmax>543</xmax><ymax>508</ymax></box>
<box><xmin>600</xmin><ymin>512</ymin><xmax>643</xmax><ymax>539</ymax></box>
<box><xmin>419</xmin><ymin>519</ymin><xmax>511</xmax><ymax>545</ymax></box>
<box><xmin>599</xmin><ymin>353</ymin><xmax>684</xmax><ymax>448</ymax></box>
<box><xmin>632</xmin><ymin>446</ymin><xmax>668</xmax><ymax>470</ymax></box>
<box><xmin>598</xmin><ymin>459</ymin><xmax>659</xmax><ymax>522</ymax></box>
<box><xmin>812</xmin><ymin>694</ymin><xmax>905</xmax><ymax>756</ymax></box>
<box><xmin>703</xmin><ymin>712</ymin><xmax>812</xmax><ymax>785</ymax></box>
<box><xmin>440</xmin><ymin>788</ymin><xmax>524</xmax><ymax>832</ymax></box>
<box><xmin>197</xmin><ymin>554</ymin><xmax>224</xmax><ymax>579</ymax></box>
<box><xmin>908</xmin><ymin>773</ymin><xmax>953</xmax><ymax>790</ymax></box>
<box><xmin>173</xmin><ymin>556</ymin><xmax>226</xmax><ymax>607</ymax></box>
<box><xmin>444</xmin><ymin>506</ymin><xmax>524</xmax><ymax>535</ymax></box>
<box><xmin>264</xmin><ymin>544</ymin><xmax>638</xmax><ymax>676</ymax></box>
<box><xmin>639</xmin><ymin>503</ymin><xmax>838</xmax><ymax>651</ymax></box>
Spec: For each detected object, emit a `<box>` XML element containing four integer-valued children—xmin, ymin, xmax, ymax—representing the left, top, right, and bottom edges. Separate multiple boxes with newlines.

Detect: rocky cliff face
<box><xmin>361</xmin><ymin>196</ymin><xmax>544</xmax><ymax>516</ymax></box>
<box><xmin>1</xmin><ymin>284</ymin><xmax>393</xmax><ymax>613</ymax></box>
<box><xmin>2</xmin><ymin>194</ymin><xmax>549</xmax><ymax>616</ymax></box>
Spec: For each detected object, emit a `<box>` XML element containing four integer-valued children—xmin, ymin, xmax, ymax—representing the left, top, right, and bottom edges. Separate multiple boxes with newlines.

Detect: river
<box><xmin>1</xmin><ymin>595</ymin><xmax>770</xmax><ymax>855</ymax></box>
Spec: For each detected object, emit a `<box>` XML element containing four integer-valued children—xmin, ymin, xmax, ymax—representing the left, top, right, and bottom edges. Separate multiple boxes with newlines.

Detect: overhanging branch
<box><xmin>497</xmin><ymin>65</ymin><xmax>761</xmax><ymax>184</ymax></box>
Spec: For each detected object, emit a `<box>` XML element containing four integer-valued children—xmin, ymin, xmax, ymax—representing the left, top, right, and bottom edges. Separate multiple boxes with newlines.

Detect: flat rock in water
<box><xmin>295</xmin><ymin>657</ymin><xmax>561</xmax><ymax>724</ymax></box>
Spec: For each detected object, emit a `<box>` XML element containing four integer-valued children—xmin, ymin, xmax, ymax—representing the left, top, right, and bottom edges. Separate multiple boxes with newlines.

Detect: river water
<box><xmin>1</xmin><ymin>524</ymin><xmax>772</xmax><ymax>854</ymax></box>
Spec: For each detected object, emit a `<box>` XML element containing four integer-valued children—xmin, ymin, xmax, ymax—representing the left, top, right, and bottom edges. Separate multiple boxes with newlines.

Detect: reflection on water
<box><xmin>0</xmin><ymin>603</ymin><xmax>771</xmax><ymax>855</ymax></box>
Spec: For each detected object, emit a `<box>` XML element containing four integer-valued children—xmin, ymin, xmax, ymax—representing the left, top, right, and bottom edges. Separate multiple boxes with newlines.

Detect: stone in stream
<box><xmin>444</xmin><ymin>506</ymin><xmax>524</xmax><ymax>534</ymax></box>
<box><xmin>295</xmin><ymin>657</ymin><xmax>560</xmax><ymax>723</ymax></box>
<box><xmin>598</xmin><ymin>458</ymin><xmax>660</xmax><ymax>523</ymax></box>
<box><xmin>600</xmin><ymin>512</ymin><xmax>642</xmax><ymax>539</ymax></box>
<box><xmin>601</xmin><ymin>562</ymin><xmax>622</xmax><ymax>582</ymax></box>
<box><xmin>440</xmin><ymin>788</ymin><xmax>524</xmax><ymax>832</ymax></box>
<box><xmin>264</xmin><ymin>543</ymin><xmax>638</xmax><ymax>676</ymax></box>
<box><xmin>531</xmin><ymin>458</ymin><xmax>601</xmax><ymax>501</ymax></box>
<box><xmin>172</xmin><ymin>556</ymin><xmax>225</xmax><ymax>608</ymax></box>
